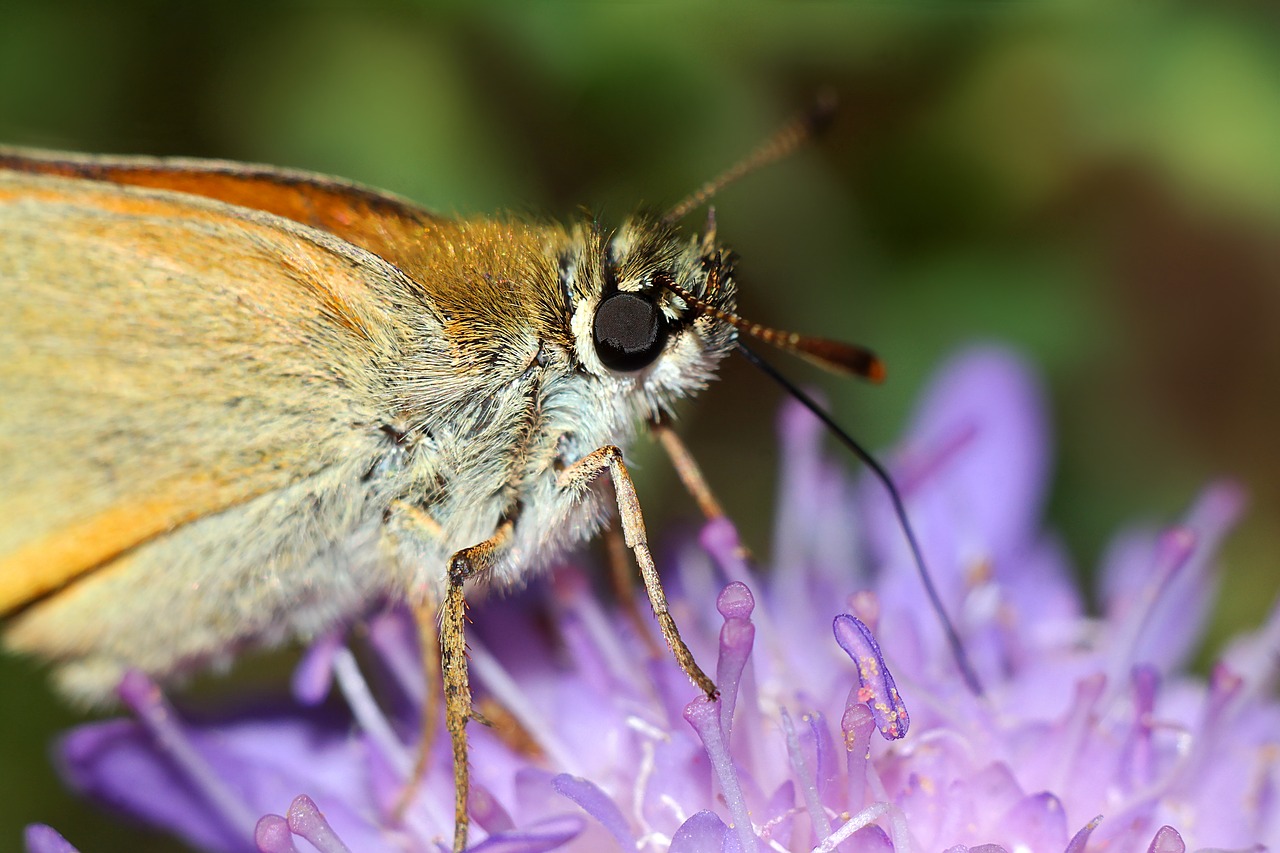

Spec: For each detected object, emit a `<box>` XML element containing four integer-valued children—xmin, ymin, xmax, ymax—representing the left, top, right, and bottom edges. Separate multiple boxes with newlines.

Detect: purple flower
<box><xmin>29</xmin><ymin>346</ymin><xmax>1278</xmax><ymax>852</ymax></box>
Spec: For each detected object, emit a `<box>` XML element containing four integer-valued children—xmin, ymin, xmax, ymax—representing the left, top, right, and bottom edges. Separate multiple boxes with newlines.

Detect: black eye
<box><xmin>592</xmin><ymin>291</ymin><xmax>668</xmax><ymax>372</ymax></box>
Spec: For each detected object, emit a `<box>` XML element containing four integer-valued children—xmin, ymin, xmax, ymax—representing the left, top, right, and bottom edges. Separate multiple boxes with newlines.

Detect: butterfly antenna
<box><xmin>663</xmin><ymin>92</ymin><xmax>838</xmax><ymax>225</ymax></box>
<box><xmin>655</xmin><ymin>96</ymin><xmax>981</xmax><ymax>695</ymax></box>
<box><xmin>736</xmin><ymin>342</ymin><xmax>985</xmax><ymax>697</ymax></box>
<box><xmin>662</xmin><ymin>277</ymin><xmax>884</xmax><ymax>380</ymax></box>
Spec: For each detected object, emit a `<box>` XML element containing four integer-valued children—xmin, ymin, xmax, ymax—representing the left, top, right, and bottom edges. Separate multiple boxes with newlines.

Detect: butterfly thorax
<box><xmin>372</xmin><ymin>215</ymin><xmax>738</xmax><ymax>591</ymax></box>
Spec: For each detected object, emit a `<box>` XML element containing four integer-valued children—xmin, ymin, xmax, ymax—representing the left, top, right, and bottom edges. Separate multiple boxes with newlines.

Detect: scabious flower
<box><xmin>26</xmin><ymin>346</ymin><xmax>1278</xmax><ymax>853</ymax></box>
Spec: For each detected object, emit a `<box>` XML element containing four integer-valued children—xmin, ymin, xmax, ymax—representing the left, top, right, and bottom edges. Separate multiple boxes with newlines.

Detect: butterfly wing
<box><xmin>0</xmin><ymin>146</ymin><xmax>443</xmax><ymax>273</ymax></box>
<box><xmin>0</xmin><ymin>161</ymin><xmax>439</xmax><ymax>700</ymax></box>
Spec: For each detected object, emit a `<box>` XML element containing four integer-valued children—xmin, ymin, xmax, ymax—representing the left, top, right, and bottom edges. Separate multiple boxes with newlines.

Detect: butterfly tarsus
<box><xmin>558</xmin><ymin>445</ymin><xmax>718</xmax><ymax>701</ymax></box>
<box><xmin>442</xmin><ymin>521</ymin><xmax>514</xmax><ymax>852</ymax></box>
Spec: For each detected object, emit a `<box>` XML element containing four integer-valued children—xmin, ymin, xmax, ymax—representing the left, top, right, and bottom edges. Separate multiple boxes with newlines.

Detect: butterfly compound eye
<box><xmin>592</xmin><ymin>291</ymin><xmax>669</xmax><ymax>372</ymax></box>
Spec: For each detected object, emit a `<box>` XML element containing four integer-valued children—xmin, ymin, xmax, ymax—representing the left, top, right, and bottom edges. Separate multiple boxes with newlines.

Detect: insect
<box><xmin>0</xmin><ymin>106</ymin><xmax>958</xmax><ymax>851</ymax></box>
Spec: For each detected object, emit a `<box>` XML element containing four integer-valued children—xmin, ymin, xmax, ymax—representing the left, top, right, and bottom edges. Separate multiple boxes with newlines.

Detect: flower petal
<box><xmin>23</xmin><ymin>825</ymin><xmax>81</xmax><ymax>853</ymax></box>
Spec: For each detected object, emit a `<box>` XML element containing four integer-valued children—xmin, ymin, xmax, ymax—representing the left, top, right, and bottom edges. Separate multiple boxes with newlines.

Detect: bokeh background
<box><xmin>2</xmin><ymin>2</ymin><xmax>1278</xmax><ymax>850</ymax></box>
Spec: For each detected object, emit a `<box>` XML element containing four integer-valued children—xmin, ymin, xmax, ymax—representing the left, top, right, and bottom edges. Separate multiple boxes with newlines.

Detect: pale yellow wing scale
<box><xmin>0</xmin><ymin>160</ymin><xmax>436</xmax><ymax>697</ymax></box>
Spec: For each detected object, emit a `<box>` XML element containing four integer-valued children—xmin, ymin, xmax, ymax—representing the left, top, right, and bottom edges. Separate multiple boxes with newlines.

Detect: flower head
<box><xmin>30</xmin><ymin>346</ymin><xmax>1278</xmax><ymax>852</ymax></box>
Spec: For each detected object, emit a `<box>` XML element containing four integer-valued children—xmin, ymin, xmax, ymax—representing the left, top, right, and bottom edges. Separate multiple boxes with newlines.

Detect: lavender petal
<box><xmin>1146</xmin><ymin>825</ymin><xmax>1187</xmax><ymax>853</ymax></box>
<box><xmin>669</xmin><ymin>810</ymin><xmax>728</xmax><ymax>853</ymax></box>
<box><xmin>551</xmin><ymin>774</ymin><xmax>635</xmax><ymax>850</ymax></box>
<box><xmin>467</xmin><ymin>815</ymin><xmax>586</xmax><ymax>853</ymax></box>
<box><xmin>23</xmin><ymin>825</ymin><xmax>81</xmax><ymax>853</ymax></box>
<box><xmin>714</xmin><ymin>581</ymin><xmax>755</xmax><ymax>741</ymax></box>
<box><xmin>253</xmin><ymin>815</ymin><xmax>298</xmax><ymax>853</ymax></box>
<box><xmin>286</xmin><ymin>795</ymin><xmax>351</xmax><ymax>853</ymax></box>
<box><xmin>684</xmin><ymin>696</ymin><xmax>758</xmax><ymax>853</ymax></box>
<box><xmin>832</xmin><ymin>615</ymin><xmax>909</xmax><ymax>740</ymax></box>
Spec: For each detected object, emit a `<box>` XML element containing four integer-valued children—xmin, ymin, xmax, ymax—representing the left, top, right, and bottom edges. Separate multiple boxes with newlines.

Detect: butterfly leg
<box><xmin>384</xmin><ymin>501</ymin><xmax>448</xmax><ymax>823</ymax></box>
<box><xmin>442</xmin><ymin>520</ymin><xmax>513</xmax><ymax>853</ymax></box>
<box><xmin>387</xmin><ymin>600</ymin><xmax>442</xmax><ymax>822</ymax></box>
<box><xmin>649</xmin><ymin>415</ymin><xmax>726</xmax><ymax>520</ymax></box>
<box><xmin>558</xmin><ymin>445</ymin><xmax>717</xmax><ymax>700</ymax></box>
<box><xmin>650</xmin><ymin>418</ymin><xmax>757</xmax><ymax>566</ymax></box>
<box><xmin>601</xmin><ymin>520</ymin><xmax>662</xmax><ymax>657</ymax></box>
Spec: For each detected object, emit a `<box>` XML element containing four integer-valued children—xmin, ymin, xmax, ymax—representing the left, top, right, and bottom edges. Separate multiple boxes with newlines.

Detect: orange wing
<box><xmin>0</xmin><ymin>158</ymin><xmax>433</xmax><ymax>614</ymax></box>
<box><xmin>0</xmin><ymin>147</ymin><xmax>442</xmax><ymax>274</ymax></box>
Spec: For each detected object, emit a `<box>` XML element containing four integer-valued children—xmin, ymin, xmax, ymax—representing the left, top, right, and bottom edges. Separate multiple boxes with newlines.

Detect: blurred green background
<box><xmin>2</xmin><ymin>2</ymin><xmax>1278</xmax><ymax>850</ymax></box>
